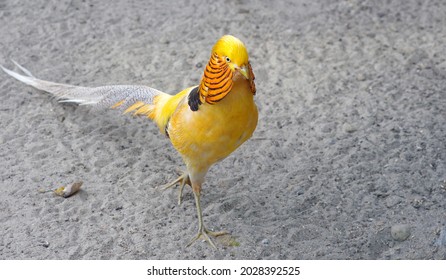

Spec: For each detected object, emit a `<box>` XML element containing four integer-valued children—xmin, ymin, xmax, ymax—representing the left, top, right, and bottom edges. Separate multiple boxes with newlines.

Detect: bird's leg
<box><xmin>161</xmin><ymin>171</ymin><xmax>191</xmax><ymax>205</ymax></box>
<box><xmin>186</xmin><ymin>187</ymin><xmax>228</xmax><ymax>249</ymax></box>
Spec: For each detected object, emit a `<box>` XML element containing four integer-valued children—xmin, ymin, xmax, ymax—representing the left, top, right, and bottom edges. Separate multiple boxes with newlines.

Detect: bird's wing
<box><xmin>1</xmin><ymin>62</ymin><xmax>165</xmax><ymax>113</ymax></box>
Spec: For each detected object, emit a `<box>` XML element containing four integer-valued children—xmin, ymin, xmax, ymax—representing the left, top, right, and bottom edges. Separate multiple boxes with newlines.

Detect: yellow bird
<box><xmin>1</xmin><ymin>35</ymin><xmax>258</xmax><ymax>249</ymax></box>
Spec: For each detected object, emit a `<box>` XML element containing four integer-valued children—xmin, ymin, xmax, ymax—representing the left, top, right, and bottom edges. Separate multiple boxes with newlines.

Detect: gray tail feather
<box><xmin>1</xmin><ymin>60</ymin><xmax>165</xmax><ymax>110</ymax></box>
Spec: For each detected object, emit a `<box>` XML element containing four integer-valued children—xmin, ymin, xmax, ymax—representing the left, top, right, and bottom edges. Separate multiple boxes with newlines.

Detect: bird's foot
<box><xmin>160</xmin><ymin>171</ymin><xmax>191</xmax><ymax>205</ymax></box>
<box><xmin>186</xmin><ymin>227</ymin><xmax>229</xmax><ymax>249</ymax></box>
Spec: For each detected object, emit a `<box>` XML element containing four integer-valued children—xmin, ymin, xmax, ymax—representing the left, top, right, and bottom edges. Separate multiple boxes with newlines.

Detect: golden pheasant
<box><xmin>1</xmin><ymin>35</ymin><xmax>258</xmax><ymax>249</ymax></box>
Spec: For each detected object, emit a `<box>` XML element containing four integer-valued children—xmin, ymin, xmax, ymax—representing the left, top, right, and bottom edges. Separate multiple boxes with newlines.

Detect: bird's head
<box><xmin>197</xmin><ymin>35</ymin><xmax>256</xmax><ymax>105</ymax></box>
<box><xmin>212</xmin><ymin>35</ymin><xmax>250</xmax><ymax>80</ymax></box>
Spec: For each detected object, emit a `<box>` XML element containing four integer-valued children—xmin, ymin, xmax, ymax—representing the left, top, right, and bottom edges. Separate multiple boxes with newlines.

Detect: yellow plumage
<box><xmin>146</xmin><ymin>36</ymin><xmax>258</xmax><ymax>248</ymax></box>
<box><xmin>1</xmin><ymin>35</ymin><xmax>258</xmax><ymax>249</ymax></box>
<box><xmin>170</xmin><ymin>81</ymin><xmax>257</xmax><ymax>175</ymax></box>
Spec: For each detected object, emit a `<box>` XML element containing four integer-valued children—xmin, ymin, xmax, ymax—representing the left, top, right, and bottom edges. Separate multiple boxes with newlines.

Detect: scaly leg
<box><xmin>186</xmin><ymin>190</ymin><xmax>228</xmax><ymax>249</ymax></box>
<box><xmin>161</xmin><ymin>171</ymin><xmax>191</xmax><ymax>205</ymax></box>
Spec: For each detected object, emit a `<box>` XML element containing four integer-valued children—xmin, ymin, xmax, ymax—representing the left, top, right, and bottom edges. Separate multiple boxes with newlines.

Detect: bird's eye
<box><xmin>225</xmin><ymin>57</ymin><xmax>231</xmax><ymax>63</ymax></box>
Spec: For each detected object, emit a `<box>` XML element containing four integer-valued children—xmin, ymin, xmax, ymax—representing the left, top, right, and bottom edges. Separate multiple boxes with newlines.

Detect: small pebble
<box><xmin>411</xmin><ymin>197</ymin><xmax>424</xmax><ymax>209</ymax></box>
<box><xmin>343</xmin><ymin>123</ymin><xmax>357</xmax><ymax>133</ymax></box>
<box><xmin>390</xmin><ymin>126</ymin><xmax>401</xmax><ymax>133</ymax></box>
<box><xmin>37</xmin><ymin>241</ymin><xmax>50</xmax><ymax>248</ymax></box>
<box><xmin>440</xmin><ymin>180</ymin><xmax>446</xmax><ymax>190</ymax></box>
<box><xmin>356</xmin><ymin>73</ymin><xmax>366</xmax><ymax>81</ymax></box>
<box><xmin>385</xmin><ymin>196</ymin><xmax>402</xmax><ymax>208</ymax></box>
<box><xmin>391</xmin><ymin>224</ymin><xmax>411</xmax><ymax>241</ymax></box>
<box><xmin>261</xmin><ymin>238</ymin><xmax>270</xmax><ymax>245</ymax></box>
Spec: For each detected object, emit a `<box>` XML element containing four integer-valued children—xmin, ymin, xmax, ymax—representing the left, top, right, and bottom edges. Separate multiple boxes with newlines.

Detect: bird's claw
<box><xmin>160</xmin><ymin>172</ymin><xmax>191</xmax><ymax>205</ymax></box>
<box><xmin>186</xmin><ymin>228</ymin><xmax>229</xmax><ymax>249</ymax></box>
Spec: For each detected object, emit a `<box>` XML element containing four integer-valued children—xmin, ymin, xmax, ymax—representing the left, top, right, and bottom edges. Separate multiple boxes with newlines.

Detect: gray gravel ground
<box><xmin>0</xmin><ymin>0</ymin><xmax>445</xmax><ymax>259</ymax></box>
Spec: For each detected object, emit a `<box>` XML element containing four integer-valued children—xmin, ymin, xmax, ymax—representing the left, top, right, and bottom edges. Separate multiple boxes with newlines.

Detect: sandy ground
<box><xmin>0</xmin><ymin>0</ymin><xmax>445</xmax><ymax>260</ymax></box>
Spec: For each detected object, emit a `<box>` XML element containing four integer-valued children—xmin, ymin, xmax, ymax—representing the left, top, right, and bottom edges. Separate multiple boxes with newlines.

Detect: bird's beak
<box><xmin>238</xmin><ymin>65</ymin><xmax>249</xmax><ymax>80</ymax></box>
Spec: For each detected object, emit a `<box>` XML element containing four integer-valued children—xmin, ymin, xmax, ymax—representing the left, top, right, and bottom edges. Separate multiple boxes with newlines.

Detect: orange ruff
<box><xmin>199</xmin><ymin>52</ymin><xmax>233</xmax><ymax>104</ymax></box>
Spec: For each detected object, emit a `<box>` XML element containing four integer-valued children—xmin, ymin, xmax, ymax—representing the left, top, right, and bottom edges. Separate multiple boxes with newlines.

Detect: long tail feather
<box><xmin>1</xmin><ymin>61</ymin><xmax>165</xmax><ymax>111</ymax></box>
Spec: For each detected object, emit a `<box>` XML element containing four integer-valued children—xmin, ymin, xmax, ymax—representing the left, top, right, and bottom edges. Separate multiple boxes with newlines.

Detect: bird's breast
<box><xmin>168</xmin><ymin>81</ymin><xmax>258</xmax><ymax>170</ymax></box>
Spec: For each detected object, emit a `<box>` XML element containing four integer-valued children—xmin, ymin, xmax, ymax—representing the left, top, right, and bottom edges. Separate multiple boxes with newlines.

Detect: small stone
<box><xmin>390</xmin><ymin>126</ymin><xmax>401</xmax><ymax>133</ymax></box>
<box><xmin>440</xmin><ymin>180</ymin><xmax>446</xmax><ymax>190</ymax></box>
<box><xmin>356</xmin><ymin>73</ymin><xmax>366</xmax><ymax>81</ymax></box>
<box><xmin>343</xmin><ymin>123</ymin><xmax>357</xmax><ymax>133</ymax></box>
<box><xmin>391</xmin><ymin>224</ymin><xmax>411</xmax><ymax>241</ymax></box>
<box><xmin>321</xmin><ymin>122</ymin><xmax>335</xmax><ymax>133</ymax></box>
<box><xmin>37</xmin><ymin>241</ymin><xmax>50</xmax><ymax>248</ymax></box>
<box><xmin>385</xmin><ymin>196</ymin><xmax>402</xmax><ymax>208</ymax></box>
<box><xmin>261</xmin><ymin>238</ymin><xmax>270</xmax><ymax>245</ymax></box>
<box><xmin>411</xmin><ymin>197</ymin><xmax>424</xmax><ymax>209</ymax></box>
<box><xmin>160</xmin><ymin>38</ymin><xmax>170</xmax><ymax>45</ymax></box>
